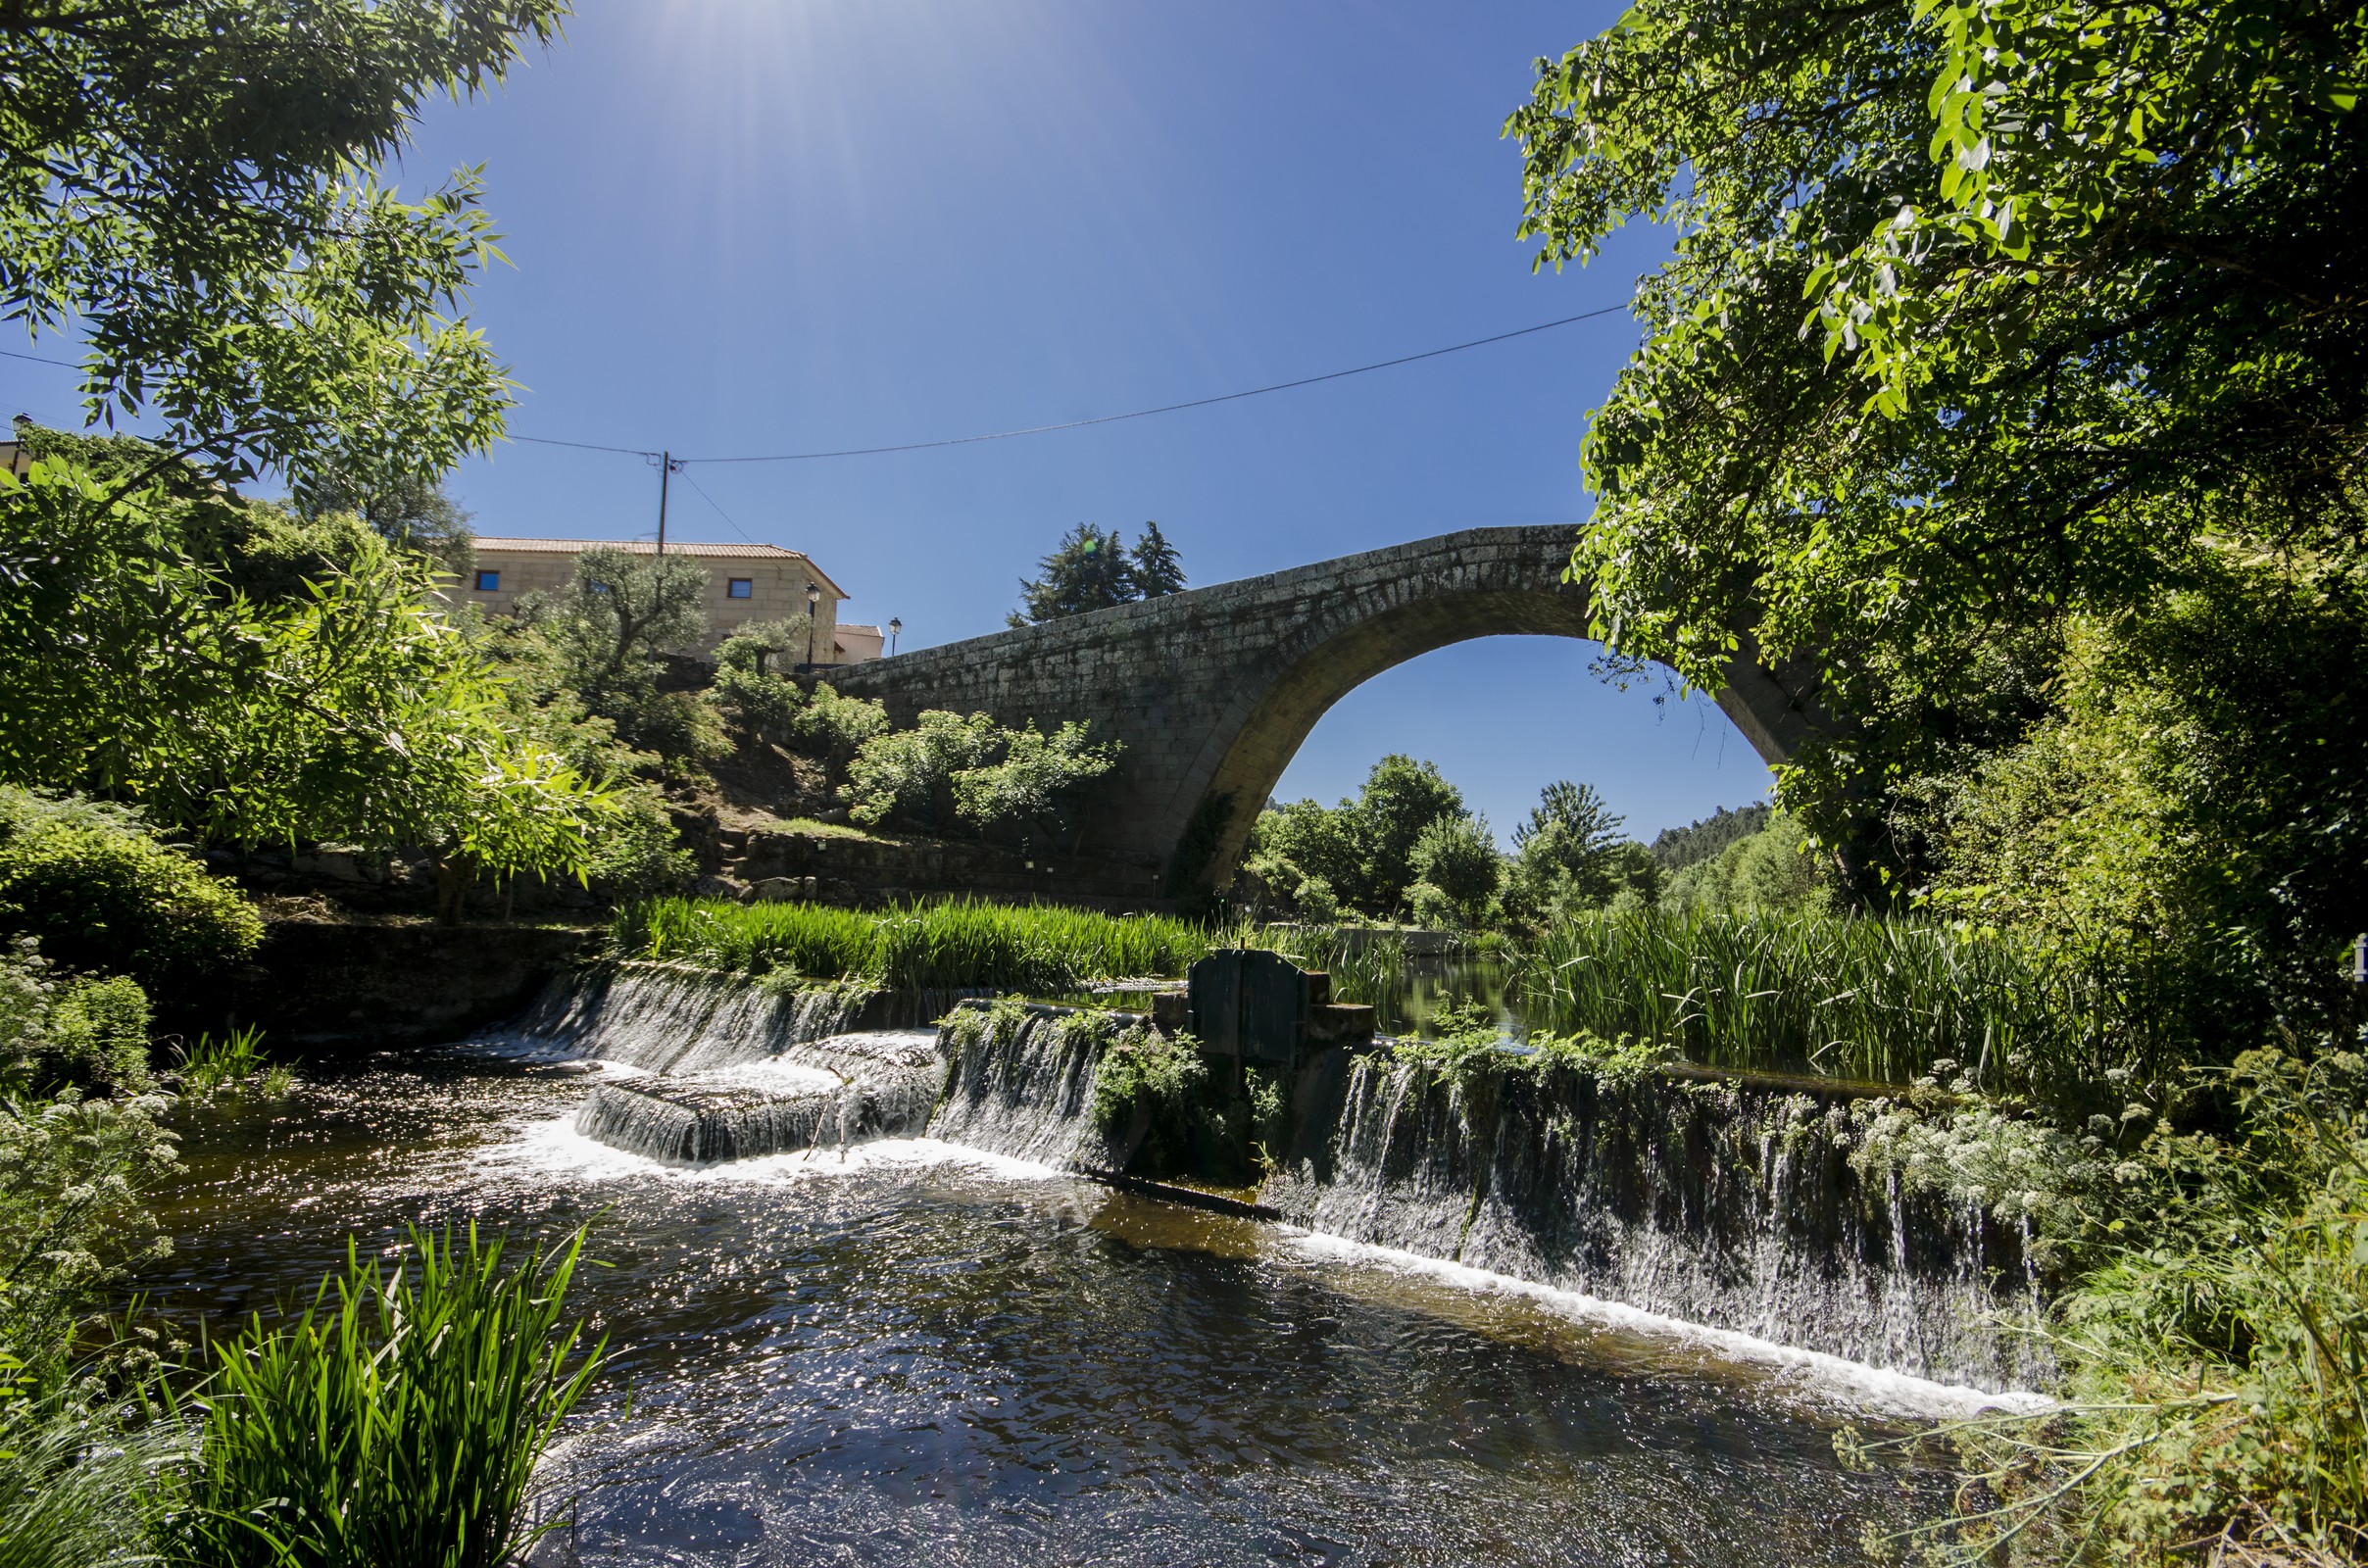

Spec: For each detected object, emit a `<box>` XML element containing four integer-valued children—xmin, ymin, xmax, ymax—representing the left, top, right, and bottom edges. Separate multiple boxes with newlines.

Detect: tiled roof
<box><xmin>473</xmin><ymin>537</ymin><xmax>798</xmax><ymax>559</ymax></box>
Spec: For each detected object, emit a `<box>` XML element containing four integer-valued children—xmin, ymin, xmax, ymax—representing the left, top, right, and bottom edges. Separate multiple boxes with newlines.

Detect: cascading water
<box><xmin>927</xmin><ymin>1004</ymin><xmax>1128</xmax><ymax>1169</ymax></box>
<box><xmin>500</xmin><ymin>961</ymin><xmax>872</xmax><ymax>1072</ymax></box>
<box><xmin>1261</xmin><ymin>1052</ymin><xmax>2049</xmax><ymax>1391</ymax></box>
<box><xmin>496</xmin><ymin>963</ymin><xmax>944</xmax><ymax>1164</ymax></box>
<box><xmin>502</xmin><ymin>970</ymin><xmax>2046</xmax><ymax>1391</ymax></box>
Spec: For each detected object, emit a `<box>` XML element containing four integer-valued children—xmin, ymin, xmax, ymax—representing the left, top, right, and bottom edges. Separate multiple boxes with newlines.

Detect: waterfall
<box><xmin>576</xmin><ymin>1036</ymin><xmax>943</xmax><ymax>1164</ymax></box>
<box><xmin>499</xmin><ymin>962</ymin><xmax>871</xmax><ymax>1072</ymax></box>
<box><xmin>925</xmin><ymin>1004</ymin><xmax>1129</xmax><ymax>1169</ymax></box>
<box><xmin>1262</xmin><ymin>1052</ymin><xmax>2049</xmax><ymax>1392</ymax></box>
<box><xmin>493</xmin><ymin>969</ymin><xmax>2046</xmax><ymax>1388</ymax></box>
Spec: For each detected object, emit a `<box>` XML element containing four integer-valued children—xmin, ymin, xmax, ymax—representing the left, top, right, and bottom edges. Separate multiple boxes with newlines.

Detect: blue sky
<box><xmin>3</xmin><ymin>1</ymin><xmax>1774</xmax><ymax>845</ymax></box>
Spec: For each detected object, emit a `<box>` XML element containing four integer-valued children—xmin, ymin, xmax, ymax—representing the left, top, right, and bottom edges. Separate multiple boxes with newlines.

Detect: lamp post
<box><xmin>888</xmin><ymin>616</ymin><xmax>902</xmax><ymax>656</ymax></box>
<box><xmin>805</xmin><ymin>582</ymin><xmax>820</xmax><ymax>667</ymax></box>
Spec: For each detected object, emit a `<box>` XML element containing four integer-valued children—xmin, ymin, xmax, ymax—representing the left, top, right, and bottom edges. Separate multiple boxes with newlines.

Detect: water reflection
<box><xmin>144</xmin><ymin>1056</ymin><xmax>1944</xmax><ymax>1567</ymax></box>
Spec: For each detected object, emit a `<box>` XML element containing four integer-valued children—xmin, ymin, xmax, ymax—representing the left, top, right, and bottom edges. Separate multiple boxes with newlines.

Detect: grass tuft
<box><xmin>612</xmin><ymin>896</ymin><xmax>1213</xmax><ymax>993</ymax></box>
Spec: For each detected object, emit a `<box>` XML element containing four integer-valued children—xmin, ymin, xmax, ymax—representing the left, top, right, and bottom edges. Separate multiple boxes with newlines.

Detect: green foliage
<box><xmin>1909</xmin><ymin>560</ymin><xmax>2368</xmax><ymax>1054</ymax></box>
<box><xmin>515</xmin><ymin>546</ymin><xmax>721</xmax><ymax>769</ymax></box>
<box><xmin>617</xmin><ymin>897</ymin><xmax>1211</xmax><ymax>994</ymax></box>
<box><xmin>0</xmin><ymin>1372</ymin><xmax>178</xmax><ymax>1568</ymax></box>
<box><xmin>1407</xmin><ymin>814</ymin><xmax>1503</xmax><ymax>929</ymax></box>
<box><xmin>841</xmin><ymin>711</ymin><xmax>1117</xmax><ymax>842</ymax></box>
<box><xmin>1648</xmin><ymin>804</ymin><xmax>1772</xmax><ymax>873</ymax></box>
<box><xmin>297</xmin><ymin>471</ymin><xmax>474</xmax><ymax>580</ymax></box>
<box><xmin>171</xmin><ymin>1026</ymin><xmax>293</xmax><ymax>1103</ymax></box>
<box><xmin>1509</xmin><ymin>906</ymin><xmax>2143</xmax><ymax>1093</ymax></box>
<box><xmin>0</xmin><ymin>788</ymin><xmax>262</xmax><ymax>993</ymax></box>
<box><xmin>0</xmin><ymin>465</ymin><xmax>616</xmax><ymax>880</ymax></box>
<box><xmin>715</xmin><ymin>616</ymin><xmax>814</xmax><ymax>678</ymax></box>
<box><xmin>1506</xmin><ymin>0</ymin><xmax>2368</xmax><ymax>738</ymax></box>
<box><xmin>1</xmin><ymin>2</ymin><xmax>564</xmax><ymax>510</ymax></box>
<box><xmin>947</xmin><ymin>721</ymin><xmax>1121</xmax><ymax>843</ymax></box>
<box><xmin>1659</xmin><ymin>808</ymin><xmax>1836</xmax><ymax>917</ymax></box>
<box><xmin>0</xmin><ymin>949</ymin><xmax>176</xmax><ymax>1388</ymax></box>
<box><xmin>841</xmin><ymin>710</ymin><xmax>998</xmax><ymax>832</ymax></box>
<box><xmin>169</xmin><ymin>1224</ymin><xmax>606</xmax><ymax>1568</ymax></box>
<box><xmin>582</xmin><ymin>792</ymin><xmax>696</xmax><ymax>905</ymax></box>
<box><xmin>1091</xmin><ymin>1027</ymin><xmax>1209</xmax><ymax>1131</ymax></box>
<box><xmin>1009</xmin><ymin>521</ymin><xmax>1187</xmax><ymax>626</ymax></box>
<box><xmin>1246</xmin><ymin>756</ymin><xmax>1475</xmax><ymax>918</ymax></box>
<box><xmin>1855</xmin><ymin>1053</ymin><xmax>2368</xmax><ymax>1565</ymax></box>
<box><xmin>791</xmin><ymin>684</ymin><xmax>892</xmax><ymax>768</ymax></box>
<box><xmin>1130</xmin><ymin>521</ymin><xmax>1187</xmax><ymax>599</ymax></box>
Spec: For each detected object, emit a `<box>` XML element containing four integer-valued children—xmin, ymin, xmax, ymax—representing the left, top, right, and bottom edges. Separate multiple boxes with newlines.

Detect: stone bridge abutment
<box><xmin>816</xmin><ymin>526</ymin><xmax>1820</xmax><ymax>900</ymax></box>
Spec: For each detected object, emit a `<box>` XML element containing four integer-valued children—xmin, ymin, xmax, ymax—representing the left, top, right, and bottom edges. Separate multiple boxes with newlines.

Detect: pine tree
<box><xmin>1131</xmin><ymin>520</ymin><xmax>1186</xmax><ymax>598</ymax></box>
<box><xmin>1011</xmin><ymin>523</ymin><xmax>1139</xmax><ymax>625</ymax></box>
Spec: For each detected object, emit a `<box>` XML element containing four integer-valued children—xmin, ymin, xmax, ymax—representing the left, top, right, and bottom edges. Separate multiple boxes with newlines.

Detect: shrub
<box><xmin>0</xmin><ymin>946</ymin><xmax>176</xmax><ymax>1388</ymax></box>
<box><xmin>0</xmin><ymin>789</ymin><xmax>263</xmax><ymax>991</ymax></box>
<box><xmin>707</xmin><ymin>662</ymin><xmax>806</xmax><ymax>747</ymax></box>
<box><xmin>842</xmin><ymin>710</ymin><xmax>998</xmax><ymax>830</ymax></box>
<box><xmin>1091</xmin><ymin>1027</ymin><xmax>1208</xmax><ymax>1130</ymax></box>
<box><xmin>949</xmin><ymin>720</ymin><xmax>1118</xmax><ymax>841</ymax></box>
<box><xmin>1658</xmin><ymin>808</ymin><xmax>1834</xmax><ymax>917</ymax></box>
<box><xmin>584</xmin><ymin>790</ymin><xmax>695</xmax><ymax>903</ymax></box>
<box><xmin>788</xmin><ymin>684</ymin><xmax>889</xmax><ymax>769</ymax></box>
<box><xmin>170</xmin><ymin>1224</ymin><xmax>607</xmax><ymax>1568</ymax></box>
<box><xmin>1292</xmin><ymin>875</ymin><xmax>1342</xmax><ymax>924</ymax></box>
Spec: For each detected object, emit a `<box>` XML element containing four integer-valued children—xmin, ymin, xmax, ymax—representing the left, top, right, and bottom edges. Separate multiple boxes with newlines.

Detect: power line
<box><xmin>676</xmin><ymin>304</ymin><xmax>1628</xmax><ymax>465</ymax></box>
<box><xmin>11</xmin><ymin>302</ymin><xmax>1635</xmax><ymax>465</ymax></box>
<box><xmin>678</xmin><ymin>469</ymin><xmax>760</xmax><ymax>548</ymax></box>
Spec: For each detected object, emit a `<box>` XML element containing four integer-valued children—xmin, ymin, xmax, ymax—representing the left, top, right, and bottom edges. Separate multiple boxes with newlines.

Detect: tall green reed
<box><xmin>168</xmin><ymin>1223</ymin><xmax>605</xmax><ymax>1568</ymax></box>
<box><xmin>612</xmin><ymin>896</ymin><xmax>1212</xmax><ymax>994</ymax></box>
<box><xmin>1505</xmin><ymin>907</ymin><xmax>2156</xmax><ymax>1093</ymax></box>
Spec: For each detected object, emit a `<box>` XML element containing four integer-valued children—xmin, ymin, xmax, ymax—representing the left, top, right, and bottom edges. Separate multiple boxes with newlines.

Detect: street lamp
<box><xmin>805</xmin><ymin>582</ymin><xmax>820</xmax><ymax>667</ymax></box>
<box><xmin>888</xmin><ymin>616</ymin><xmax>902</xmax><ymax>656</ymax></box>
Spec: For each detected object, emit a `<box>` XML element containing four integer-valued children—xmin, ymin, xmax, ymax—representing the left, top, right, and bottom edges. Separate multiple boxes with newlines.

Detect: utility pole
<box><xmin>654</xmin><ymin>450</ymin><xmax>683</xmax><ymax>556</ymax></box>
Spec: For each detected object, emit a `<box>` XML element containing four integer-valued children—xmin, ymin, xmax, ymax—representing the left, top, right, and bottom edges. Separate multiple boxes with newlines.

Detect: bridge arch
<box><xmin>817</xmin><ymin>527</ymin><xmax>1821</xmax><ymax>900</ymax></box>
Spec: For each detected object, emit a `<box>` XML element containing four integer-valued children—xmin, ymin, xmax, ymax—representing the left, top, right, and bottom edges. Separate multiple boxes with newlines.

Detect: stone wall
<box><xmin>817</xmin><ymin>526</ymin><xmax>1825</xmax><ymax>894</ymax></box>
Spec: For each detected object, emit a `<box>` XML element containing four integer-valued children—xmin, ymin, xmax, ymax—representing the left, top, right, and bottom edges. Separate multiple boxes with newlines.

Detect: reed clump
<box><xmin>613</xmin><ymin>896</ymin><xmax>1212</xmax><ymax>994</ymax></box>
<box><xmin>1505</xmin><ymin>906</ymin><xmax>2151</xmax><ymax>1094</ymax></box>
<box><xmin>166</xmin><ymin>1223</ymin><xmax>605</xmax><ymax>1568</ymax></box>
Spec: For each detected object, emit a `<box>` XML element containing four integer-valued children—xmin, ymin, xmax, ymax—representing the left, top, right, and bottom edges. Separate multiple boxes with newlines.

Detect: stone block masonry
<box><xmin>818</xmin><ymin>527</ymin><xmax>1826</xmax><ymax>898</ymax></box>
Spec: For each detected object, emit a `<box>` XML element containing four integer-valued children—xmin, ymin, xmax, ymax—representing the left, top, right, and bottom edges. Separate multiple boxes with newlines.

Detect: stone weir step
<box><xmin>574</xmin><ymin>1036</ymin><xmax>944</xmax><ymax>1165</ymax></box>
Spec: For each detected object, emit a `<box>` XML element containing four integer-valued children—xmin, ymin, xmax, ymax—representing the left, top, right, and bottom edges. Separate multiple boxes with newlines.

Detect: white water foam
<box><xmin>1280</xmin><ymin>1229</ymin><xmax>2051</xmax><ymax>1420</ymax></box>
<box><xmin>479</xmin><ymin>1113</ymin><xmax>1068</xmax><ymax>1187</ymax></box>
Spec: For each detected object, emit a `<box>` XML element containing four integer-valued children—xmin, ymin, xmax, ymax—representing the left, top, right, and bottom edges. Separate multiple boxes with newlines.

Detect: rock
<box><xmin>689</xmin><ymin>874</ymin><xmax>747</xmax><ymax>902</ymax></box>
<box><xmin>747</xmin><ymin>876</ymin><xmax>817</xmax><ymax>904</ymax></box>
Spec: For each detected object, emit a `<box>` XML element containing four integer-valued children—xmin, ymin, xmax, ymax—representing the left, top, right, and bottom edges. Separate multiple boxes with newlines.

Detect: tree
<box><xmin>1245</xmin><ymin>798</ymin><xmax>1367</xmax><ymax>912</ymax></box>
<box><xmin>1505</xmin><ymin>0</ymin><xmax>2368</xmax><ymax>845</ymax></box>
<box><xmin>1009</xmin><ymin>521</ymin><xmax>1190</xmax><ymax>625</ymax></box>
<box><xmin>1131</xmin><ymin>521</ymin><xmax>1187</xmax><ymax>598</ymax></box>
<box><xmin>1011</xmin><ymin>524</ymin><xmax>1139</xmax><ymax>626</ymax></box>
<box><xmin>1512</xmin><ymin>781</ymin><xmax>1627</xmax><ymax>903</ymax></box>
<box><xmin>1</xmin><ymin>1</ymin><xmax>564</xmax><ymax>507</ymax></box>
<box><xmin>1408</xmin><ymin>815</ymin><xmax>1505</xmax><ymax>928</ymax></box>
<box><xmin>299</xmin><ymin>469</ymin><xmax>475</xmax><ymax>578</ymax></box>
<box><xmin>0</xmin><ymin>451</ymin><xmax>612</xmax><ymax>880</ymax></box>
<box><xmin>1353</xmin><ymin>756</ymin><xmax>1468</xmax><ymax>914</ymax></box>
<box><xmin>0</xmin><ymin>4</ymin><xmax>605</xmax><ymax>883</ymax></box>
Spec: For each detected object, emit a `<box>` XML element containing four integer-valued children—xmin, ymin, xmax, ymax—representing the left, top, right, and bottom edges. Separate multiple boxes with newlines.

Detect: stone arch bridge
<box><xmin>815</xmin><ymin>526</ymin><xmax>1821</xmax><ymax>902</ymax></box>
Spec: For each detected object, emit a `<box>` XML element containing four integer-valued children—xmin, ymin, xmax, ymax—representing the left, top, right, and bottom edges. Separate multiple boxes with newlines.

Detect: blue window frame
<box><xmin>474</xmin><ymin>569</ymin><xmax>501</xmax><ymax>592</ymax></box>
<box><xmin>727</xmin><ymin>577</ymin><xmax>754</xmax><ymax>599</ymax></box>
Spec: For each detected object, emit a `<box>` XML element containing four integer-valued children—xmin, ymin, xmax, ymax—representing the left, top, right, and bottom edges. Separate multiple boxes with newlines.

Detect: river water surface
<box><xmin>148</xmin><ymin>1050</ymin><xmax>1960</xmax><ymax>1567</ymax></box>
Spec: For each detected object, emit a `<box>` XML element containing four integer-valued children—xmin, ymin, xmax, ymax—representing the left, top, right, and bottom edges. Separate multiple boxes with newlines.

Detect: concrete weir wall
<box><xmin>816</xmin><ymin>526</ymin><xmax>1824</xmax><ymax>894</ymax></box>
<box><xmin>157</xmin><ymin>921</ymin><xmax>601</xmax><ymax>1054</ymax></box>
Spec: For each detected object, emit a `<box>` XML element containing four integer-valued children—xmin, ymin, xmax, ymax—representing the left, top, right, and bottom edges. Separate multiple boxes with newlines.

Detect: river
<box><xmin>142</xmin><ymin>1040</ymin><xmax>1983</xmax><ymax>1568</ymax></box>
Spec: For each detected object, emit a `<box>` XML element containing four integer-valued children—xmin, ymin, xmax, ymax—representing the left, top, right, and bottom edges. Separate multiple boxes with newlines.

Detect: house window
<box><xmin>727</xmin><ymin>577</ymin><xmax>754</xmax><ymax>599</ymax></box>
<box><xmin>474</xmin><ymin>569</ymin><xmax>501</xmax><ymax>592</ymax></box>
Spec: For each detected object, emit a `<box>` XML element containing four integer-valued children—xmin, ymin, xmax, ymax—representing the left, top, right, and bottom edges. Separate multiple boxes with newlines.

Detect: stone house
<box><xmin>457</xmin><ymin>537</ymin><xmax>873</xmax><ymax>663</ymax></box>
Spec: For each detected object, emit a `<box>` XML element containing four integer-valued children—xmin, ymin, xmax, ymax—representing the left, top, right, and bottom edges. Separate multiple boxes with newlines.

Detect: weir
<box><xmin>516</xmin><ymin>962</ymin><xmax>2046</xmax><ymax>1391</ymax></box>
